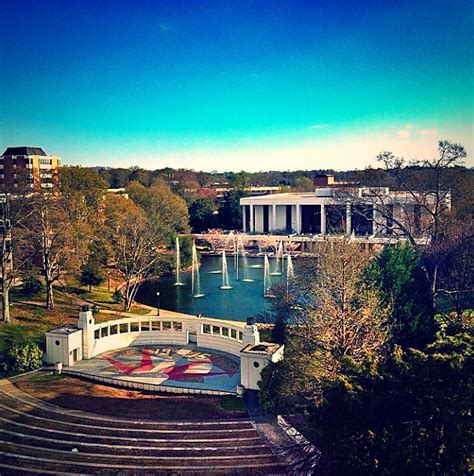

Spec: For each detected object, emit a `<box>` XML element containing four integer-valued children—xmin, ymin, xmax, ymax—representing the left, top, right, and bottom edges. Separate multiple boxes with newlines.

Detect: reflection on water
<box><xmin>135</xmin><ymin>255</ymin><xmax>287</xmax><ymax>321</ymax></box>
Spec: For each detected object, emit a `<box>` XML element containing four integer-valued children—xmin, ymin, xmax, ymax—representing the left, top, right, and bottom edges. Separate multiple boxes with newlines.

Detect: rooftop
<box><xmin>240</xmin><ymin>342</ymin><xmax>283</xmax><ymax>355</ymax></box>
<box><xmin>2</xmin><ymin>147</ymin><xmax>47</xmax><ymax>156</ymax></box>
<box><xmin>47</xmin><ymin>324</ymin><xmax>80</xmax><ymax>335</ymax></box>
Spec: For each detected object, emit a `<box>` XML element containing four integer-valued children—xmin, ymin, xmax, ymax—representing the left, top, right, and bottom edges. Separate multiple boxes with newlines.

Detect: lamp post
<box><xmin>107</xmin><ymin>271</ymin><xmax>111</xmax><ymax>292</ymax></box>
<box><xmin>156</xmin><ymin>291</ymin><xmax>160</xmax><ymax>316</ymax></box>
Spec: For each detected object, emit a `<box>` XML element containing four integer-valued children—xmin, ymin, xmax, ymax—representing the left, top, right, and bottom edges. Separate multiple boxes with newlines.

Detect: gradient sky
<box><xmin>1</xmin><ymin>0</ymin><xmax>473</xmax><ymax>171</ymax></box>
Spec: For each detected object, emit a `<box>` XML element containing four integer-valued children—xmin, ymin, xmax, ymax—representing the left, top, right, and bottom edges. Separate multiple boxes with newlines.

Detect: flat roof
<box><xmin>240</xmin><ymin>342</ymin><xmax>282</xmax><ymax>355</ymax></box>
<box><xmin>47</xmin><ymin>324</ymin><xmax>81</xmax><ymax>335</ymax></box>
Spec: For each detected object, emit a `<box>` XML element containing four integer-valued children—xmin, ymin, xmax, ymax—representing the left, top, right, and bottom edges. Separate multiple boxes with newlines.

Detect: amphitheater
<box><xmin>0</xmin><ymin>307</ymin><xmax>289</xmax><ymax>474</ymax></box>
<box><xmin>0</xmin><ymin>378</ymin><xmax>288</xmax><ymax>474</ymax></box>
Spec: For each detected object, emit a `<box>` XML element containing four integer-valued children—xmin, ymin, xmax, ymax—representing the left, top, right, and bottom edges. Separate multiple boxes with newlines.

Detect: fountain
<box><xmin>263</xmin><ymin>255</ymin><xmax>272</xmax><ymax>297</ymax></box>
<box><xmin>220</xmin><ymin>250</ymin><xmax>232</xmax><ymax>290</ymax></box>
<box><xmin>174</xmin><ymin>237</ymin><xmax>185</xmax><ymax>286</ymax></box>
<box><xmin>271</xmin><ymin>241</ymin><xmax>284</xmax><ymax>275</ymax></box>
<box><xmin>238</xmin><ymin>235</ymin><xmax>254</xmax><ymax>282</ymax></box>
<box><xmin>191</xmin><ymin>241</ymin><xmax>205</xmax><ymax>298</ymax></box>
<box><xmin>286</xmin><ymin>254</ymin><xmax>295</xmax><ymax>294</ymax></box>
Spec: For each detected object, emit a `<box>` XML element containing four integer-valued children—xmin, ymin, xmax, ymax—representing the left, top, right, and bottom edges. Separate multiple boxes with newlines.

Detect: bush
<box><xmin>112</xmin><ymin>289</ymin><xmax>123</xmax><ymax>304</ymax></box>
<box><xmin>3</xmin><ymin>340</ymin><xmax>43</xmax><ymax>375</ymax></box>
<box><xmin>22</xmin><ymin>277</ymin><xmax>43</xmax><ymax>295</ymax></box>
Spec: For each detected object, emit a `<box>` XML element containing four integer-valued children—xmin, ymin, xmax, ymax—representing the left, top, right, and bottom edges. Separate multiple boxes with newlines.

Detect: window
<box><xmin>110</xmin><ymin>325</ymin><xmax>118</xmax><ymax>335</ymax></box>
<box><xmin>55</xmin><ymin>340</ymin><xmax>60</xmax><ymax>346</ymax></box>
<box><xmin>101</xmin><ymin>327</ymin><xmax>108</xmax><ymax>338</ymax></box>
<box><xmin>120</xmin><ymin>323</ymin><xmax>128</xmax><ymax>333</ymax></box>
<box><xmin>140</xmin><ymin>321</ymin><xmax>151</xmax><ymax>331</ymax></box>
<box><xmin>253</xmin><ymin>361</ymin><xmax>260</xmax><ymax>368</ymax></box>
<box><xmin>162</xmin><ymin>321</ymin><xmax>171</xmax><ymax>330</ymax></box>
<box><xmin>212</xmin><ymin>325</ymin><xmax>220</xmax><ymax>335</ymax></box>
<box><xmin>203</xmin><ymin>324</ymin><xmax>211</xmax><ymax>334</ymax></box>
<box><xmin>238</xmin><ymin>331</ymin><xmax>243</xmax><ymax>342</ymax></box>
<box><xmin>222</xmin><ymin>327</ymin><xmax>229</xmax><ymax>337</ymax></box>
<box><xmin>230</xmin><ymin>329</ymin><xmax>237</xmax><ymax>339</ymax></box>
<box><xmin>173</xmin><ymin>322</ymin><xmax>182</xmax><ymax>331</ymax></box>
<box><xmin>130</xmin><ymin>322</ymin><xmax>139</xmax><ymax>332</ymax></box>
<box><xmin>152</xmin><ymin>321</ymin><xmax>161</xmax><ymax>331</ymax></box>
<box><xmin>94</xmin><ymin>329</ymin><xmax>100</xmax><ymax>339</ymax></box>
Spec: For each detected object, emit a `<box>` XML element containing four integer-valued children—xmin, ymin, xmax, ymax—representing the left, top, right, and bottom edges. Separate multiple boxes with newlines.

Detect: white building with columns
<box><xmin>240</xmin><ymin>175</ymin><xmax>448</xmax><ymax>239</ymax></box>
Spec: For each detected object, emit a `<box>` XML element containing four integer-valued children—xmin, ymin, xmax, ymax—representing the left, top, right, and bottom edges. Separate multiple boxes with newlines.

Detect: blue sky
<box><xmin>1</xmin><ymin>0</ymin><xmax>472</xmax><ymax>170</ymax></box>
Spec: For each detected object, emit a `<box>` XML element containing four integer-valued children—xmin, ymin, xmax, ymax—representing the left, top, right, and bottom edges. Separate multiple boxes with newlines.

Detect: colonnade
<box><xmin>243</xmin><ymin>203</ymin><xmax>353</xmax><ymax>235</ymax></box>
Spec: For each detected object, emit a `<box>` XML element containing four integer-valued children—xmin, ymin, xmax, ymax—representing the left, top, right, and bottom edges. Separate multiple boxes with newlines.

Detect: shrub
<box><xmin>4</xmin><ymin>340</ymin><xmax>43</xmax><ymax>375</ymax></box>
<box><xmin>112</xmin><ymin>289</ymin><xmax>123</xmax><ymax>304</ymax></box>
<box><xmin>22</xmin><ymin>277</ymin><xmax>43</xmax><ymax>295</ymax></box>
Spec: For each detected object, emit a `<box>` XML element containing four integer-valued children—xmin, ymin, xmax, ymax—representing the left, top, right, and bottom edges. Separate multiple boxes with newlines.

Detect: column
<box><xmin>296</xmin><ymin>205</ymin><xmax>301</xmax><ymax>234</ymax></box>
<box><xmin>346</xmin><ymin>204</ymin><xmax>352</xmax><ymax>236</ymax></box>
<box><xmin>249</xmin><ymin>204</ymin><xmax>254</xmax><ymax>233</ymax></box>
<box><xmin>272</xmin><ymin>204</ymin><xmax>277</xmax><ymax>232</ymax></box>
<box><xmin>321</xmin><ymin>203</ymin><xmax>326</xmax><ymax>235</ymax></box>
<box><xmin>242</xmin><ymin>206</ymin><xmax>247</xmax><ymax>233</ymax></box>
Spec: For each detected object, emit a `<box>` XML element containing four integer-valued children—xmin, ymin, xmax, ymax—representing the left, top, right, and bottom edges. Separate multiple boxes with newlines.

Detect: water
<box><xmin>135</xmin><ymin>255</ymin><xmax>288</xmax><ymax>321</ymax></box>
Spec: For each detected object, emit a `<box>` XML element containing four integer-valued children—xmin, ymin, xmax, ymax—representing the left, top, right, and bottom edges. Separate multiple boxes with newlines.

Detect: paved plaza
<box><xmin>67</xmin><ymin>345</ymin><xmax>241</xmax><ymax>393</ymax></box>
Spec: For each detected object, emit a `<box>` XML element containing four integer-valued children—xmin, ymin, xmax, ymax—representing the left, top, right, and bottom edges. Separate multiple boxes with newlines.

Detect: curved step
<box><xmin>0</xmin><ymin>452</ymin><xmax>288</xmax><ymax>474</ymax></box>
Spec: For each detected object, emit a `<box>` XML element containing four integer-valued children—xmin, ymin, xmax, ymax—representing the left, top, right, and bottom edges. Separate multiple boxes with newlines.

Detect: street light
<box><xmin>107</xmin><ymin>271</ymin><xmax>111</xmax><ymax>292</ymax></box>
<box><xmin>156</xmin><ymin>291</ymin><xmax>160</xmax><ymax>316</ymax></box>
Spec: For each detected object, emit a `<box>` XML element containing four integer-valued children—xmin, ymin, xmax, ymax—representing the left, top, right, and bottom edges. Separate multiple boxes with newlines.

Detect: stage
<box><xmin>64</xmin><ymin>344</ymin><xmax>241</xmax><ymax>395</ymax></box>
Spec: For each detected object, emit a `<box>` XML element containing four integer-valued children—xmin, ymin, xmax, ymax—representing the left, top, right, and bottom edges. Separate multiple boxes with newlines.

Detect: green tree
<box><xmin>126</xmin><ymin>179</ymin><xmax>190</xmax><ymax>242</ymax></box>
<box><xmin>80</xmin><ymin>259</ymin><xmax>104</xmax><ymax>292</ymax></box>
<box><xmin>189</xmin><ymin>198</ymin><xmax>216</xmax><ymax>232</ymax></box>
<box><xmin>365</xmin><ymin>243</ymin><xmax>436</xmax><ymax>347</ymax></box>
<box><xmin>218</xmin><ymin>190</ymin><xmax>246</xmax><ymax>230</ymax></box>
<box><xmin>309</xmin><ymin>332</ymin><xmax>473</xmax><ymax>475</ymax></box>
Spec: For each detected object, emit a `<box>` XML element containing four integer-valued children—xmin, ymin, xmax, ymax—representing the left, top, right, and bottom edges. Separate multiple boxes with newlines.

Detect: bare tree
<box><xmin>104</xmin><ymin>195</ymin><xmax>164</xmax><ymax>311</ymax></box>
<box><xmin>307</xmin><ymin>239</ymin><xmax>390</xmax><ymax>378</ymax></box>
<box><xmin>26</xmin><ymin>192</ymin><xmax>83</xmax><ymax>309</ymax></box>
<box><xmin>0</xmin><ymin>173</ymin><xmax>40</xmax><ymax>322</ymax></box>
<box><xmin>341</xmin><ymin>141</ymin><xmax>467</xmax><ymax>304</ymax></box>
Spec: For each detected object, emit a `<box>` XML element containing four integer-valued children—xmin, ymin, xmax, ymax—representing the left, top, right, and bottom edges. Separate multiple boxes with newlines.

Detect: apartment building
<box><xmin>0</xmin><ymin>147</ymin><xmax>61</xmax><ymax>190</ymax></box>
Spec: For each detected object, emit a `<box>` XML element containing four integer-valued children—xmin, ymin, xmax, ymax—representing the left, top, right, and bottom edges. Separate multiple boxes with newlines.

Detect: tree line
<box><xmin>0</xmin><ymin>168</ymin><xmax>190</xmax><ymax>322</ymax></box>
<box><xmin>258</xmin><ymin>142</ymin><xmax>473</xmax><ymax>474</ymax></box>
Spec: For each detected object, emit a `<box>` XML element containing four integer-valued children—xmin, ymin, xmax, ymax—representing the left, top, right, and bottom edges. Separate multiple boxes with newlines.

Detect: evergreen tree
<box><xmin>365</xmin><ymin>243</ymin><xmax>436</xmax><ymax>347</ymax></box>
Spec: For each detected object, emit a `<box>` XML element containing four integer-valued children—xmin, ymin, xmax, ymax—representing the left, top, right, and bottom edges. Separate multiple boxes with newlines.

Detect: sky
<box><xmin>1</xmin><ymin>0</ymin><xmax>473</xmax><ymax>171</ymax></box>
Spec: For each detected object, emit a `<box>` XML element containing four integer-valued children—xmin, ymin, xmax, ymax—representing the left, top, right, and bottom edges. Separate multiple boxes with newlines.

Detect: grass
<box><xmin>219</xmin><ymin>395</ymin><xmax>246</xmax><ymax>411</ymax></box>
<box><xmin>28</xmin><ymin>372</ymin><xmax>64</xmax><ymax>383</ymax></box>
<box><xmin>0</xmin><ymin>323</ymin><xmax>46</xmax><ymax>354</ymax></box>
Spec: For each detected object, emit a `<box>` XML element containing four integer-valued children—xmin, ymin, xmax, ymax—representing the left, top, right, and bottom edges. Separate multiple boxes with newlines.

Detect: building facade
<box><xmin>240</xmin><ymin>175</ymin><xmax>448</xmax><ymax>240</ymax></box>
<box><xmin>0</xmin><ymin>147</ymin><xmax>61</xmax><ymax>190</ymax></box>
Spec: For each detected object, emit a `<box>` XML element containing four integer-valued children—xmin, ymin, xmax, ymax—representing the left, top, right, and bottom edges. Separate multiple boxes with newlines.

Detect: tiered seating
<box><xmin>0</xmin><ymin>382</ymin><xmax>287</xmax><ymax>475</ymax></box>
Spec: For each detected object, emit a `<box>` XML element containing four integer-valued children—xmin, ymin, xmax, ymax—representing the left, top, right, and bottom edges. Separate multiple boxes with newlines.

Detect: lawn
<box><xmin>13</xmin><ymin>371</ymin><xmax>249</xmax><ymax>420</ymax></box>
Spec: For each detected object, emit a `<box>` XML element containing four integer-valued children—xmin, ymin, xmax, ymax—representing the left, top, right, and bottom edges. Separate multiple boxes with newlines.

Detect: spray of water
<box><xmin>271</xmin><ymin>241</ymin><xmax>284</xmax><ymax>275</ymax></box>
<box><xmin>264</xmin><ymin>255</ymin><xmax>272</xmax><ymax>297</ymax></box>
<box><xmin>286</xmin><ymin>254</ymin><xmax>295</xmax><ymax>294</ymax></box>
<box><xmin>238</xmin><ymin>235</ymin><xmax>254</xmax><ymax>282</ymax></box>
<box><xmin>191</xmin><ymin>241</ymin><xmax>204</xmax><ymax>298</ymax></box>
<box><xmin>220</xmin><ymin>250</ymin><xmax>232</xmax><ymax>289</ymax></box>
<box><xmin>174</xmin><ymin>237</ymin><xmax>185</xmax><ymax>286</ymax></box>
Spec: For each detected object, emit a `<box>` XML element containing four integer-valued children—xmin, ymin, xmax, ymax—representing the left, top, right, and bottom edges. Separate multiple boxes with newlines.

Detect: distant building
<box><xmin>0</xmin><ymin>147</ymin><xmax>61</xmax><ymax>191</ymax></box>
<box><xmin>194</xmin><ymin>184</ymin><xmax>283</xmax><ymax>199</ymax></box>
<box><xmin>240</xmin><ymin>174</ymin><xmax>449</xmax><ymax>240</ymax></box>
<box><xmin>105</xmin><ymin>188</ymin><xmax>129</xmax><ymax>199</ymax></box>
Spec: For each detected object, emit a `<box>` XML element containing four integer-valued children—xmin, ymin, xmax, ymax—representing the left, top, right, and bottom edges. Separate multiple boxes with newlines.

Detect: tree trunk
<box><xmin>1</xmin><ymin>282</ymin><xmax>11</xmax><ymax>323</ymax></box>
<box><xmin>46</xmin><ymin>281</ymin><xmax>55</xmax><ymax>309</ymax></box>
